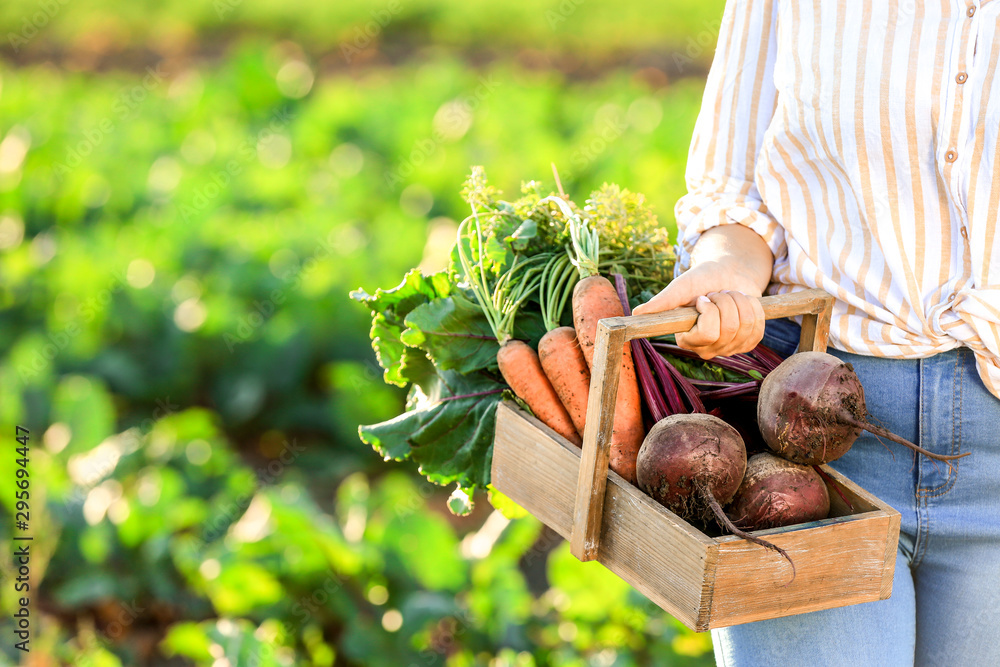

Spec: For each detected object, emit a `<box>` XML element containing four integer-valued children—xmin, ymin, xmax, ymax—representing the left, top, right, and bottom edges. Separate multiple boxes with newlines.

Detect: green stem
<box><xmin>539</xmin><ymin>195</ymin><xmax>600</xmax><ymax>279</ymax></box>
<box><xmin>456</xmin><ymin>214</ymin><xmax>501</xmax><ymax>341</ymax></box>
<box><xmin>539</xmin><ymin>253</ymin><xmax>574</xmax><ymax>331</ymax></box>
<box><xmin>553</xmin><ymin>251</ymin><xmax>578</xmax><ymax>326</ymax></box>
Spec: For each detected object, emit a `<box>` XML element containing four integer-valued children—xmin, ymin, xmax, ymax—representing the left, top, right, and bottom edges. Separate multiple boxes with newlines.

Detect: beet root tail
<box><xmin>696</xmin><ymin>479</ymin><xmax>796</xmax><ymax>585</ymax></box>
<box><xmin>839</xmin><ymin>413</ymin><xmax>970</xmax><ymax>463</ymax></box>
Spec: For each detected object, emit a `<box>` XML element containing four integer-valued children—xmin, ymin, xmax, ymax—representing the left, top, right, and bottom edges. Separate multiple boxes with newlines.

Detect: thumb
<box><xmin>632</xmin><ymin>278</ymin><xmax>700</xmax><ymax>316</ymax></box>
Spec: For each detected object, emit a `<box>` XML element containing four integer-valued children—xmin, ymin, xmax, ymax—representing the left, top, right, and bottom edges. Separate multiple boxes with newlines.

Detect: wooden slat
<box><xmin>706</xmin><ymin>464</ymin><xmax>900</xmax><ymax>627</ymax></box>
<box><xmin>622</xmin><ymin>288</ymin><xmax>834</xmax><ymax>341</ymax></box>
<box><xmin>708</xmin><ymin>513</ymin><xmax>894</xmax><ymax>627</ymax></box>
<box><xmin>570</xmin><ymin>320</ymin><xmax>627</xmax><ymax>561</ymax></box>
<box><xmin>492</xmin><ymin>402</ymin><xmax>717</xmax><ymax>628</ymax></box>
<box><xmin>491</xmin><ymin>402</ymin><xmax>580</xmax><ymax>539</ymax></box>
<box><xmin>598</xmin><ymin>482</ymin><xmax>718</xmax><ymax>631</ymax></box>
<box><xmin>798</xmin><ymin>298</ymin><xmax>833</xmax><ymax>353</ymax></box>
<box><xmin>799</xmin><ymin>314</ymin><xmax>820</xmax><ymax>352</ymax></box>
<box><xmin>880</xmin><ymin>510</ymin><xmax>901</xmax><ymax>599</ymax></box>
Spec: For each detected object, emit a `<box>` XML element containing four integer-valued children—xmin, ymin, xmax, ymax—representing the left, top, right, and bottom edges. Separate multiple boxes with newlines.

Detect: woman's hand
<box><xmin>632</xmin><ymin>225</ymin><xmax>774</xmax><ymax>359</ymax></box>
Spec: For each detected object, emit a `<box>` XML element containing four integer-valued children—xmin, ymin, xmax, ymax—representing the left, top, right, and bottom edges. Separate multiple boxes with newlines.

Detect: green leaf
<box><xmin>447</xmin><ymin>485</ymin><xmax>475</xmax><ymax>515</ymax></box>
<box><xmin>359</xmin><ymin>369</ymin><xmax>503</xmax><ymax>489</ymax></box>
<box><xmin>663</xmin><ymin>352</ymin><xmax>751</xmax><ymax>384</ymax></box>
<box><xmin>510</xmin><ymin>309</ymin><xmax>548</xmax><ymax>349</ymax></box>
<box><xmin>506</xmin><ymin>219</ymin><xmax>538</xmax><ymax>251</ymax></box>
<box><xmin>351</xmin><ymin>269</ymin><xmax>453</xmax><ymax>387</ymax></box>
<box><xmin>401</xmin><ymin>290</ymin><xmax>499</xmax><ymax>373</ymax></box>
<box><xmin>162</xmin><ymin>619</ymin><xmax>289</xmax><ymax>666</ymax></box>
<box><xmin>364</xmin><ymin>473</ymin><xmax>468</xmax><ymax>591</ymax></box>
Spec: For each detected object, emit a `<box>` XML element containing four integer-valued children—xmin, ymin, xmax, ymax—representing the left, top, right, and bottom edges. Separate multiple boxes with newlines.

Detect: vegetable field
<box><xmin>0</xmin><ymin>0</ymin><xmax>725</xmax><ymax>664</ymax></box>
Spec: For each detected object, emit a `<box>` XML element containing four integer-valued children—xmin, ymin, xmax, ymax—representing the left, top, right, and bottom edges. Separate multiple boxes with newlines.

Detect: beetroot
<box><xmin>728</xmin><ymin>453</ymin><xmax>830</xmax><ymax>530</ymax></box>
<box><xmin>637</xmin><ymin>414</ymin><xmax>746</xmax><ymax>518</ymax></box>
<box><xmin>636</xmin><ymin>413</ymin><xmax>794</xmax><ymax>576</ymax></box>
<box><xmin>757</xmin><ymin>351</ymin><xmax>969</xmax><ymax>465</ymax></box>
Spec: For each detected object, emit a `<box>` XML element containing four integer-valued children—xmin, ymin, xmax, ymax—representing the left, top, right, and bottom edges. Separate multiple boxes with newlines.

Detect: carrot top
<box><xmin>455</xmin><ymin>209</ymin><xmax>548</xmax><ymax>345</ymax></box>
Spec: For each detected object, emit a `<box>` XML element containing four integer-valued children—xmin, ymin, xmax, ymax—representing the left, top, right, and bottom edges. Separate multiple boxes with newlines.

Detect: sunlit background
<box><xmin>0</xmin><ymin>1</ymin><xmax>726</xmax><ymax>664</ymax></box>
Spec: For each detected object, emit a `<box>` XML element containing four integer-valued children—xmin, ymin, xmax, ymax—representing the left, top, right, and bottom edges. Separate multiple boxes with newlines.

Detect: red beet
<box><xmin>757</xmin><ymin>351</ymin><xmax>969</xmax><ymax>466</ymax></box>
<box><xmin>636</xmin><ymin>413</ymin><xmax>794</xmax><ymax>576</ymax></box>
<box><xmin>728</xmin><ymin>453</ymin><xmax>830</xmax><ymax>530</ymax></box>
<box><xmin>637</xmin><ymin>413</ymin><xmax>746</xmax><ymax>518</ymax></box>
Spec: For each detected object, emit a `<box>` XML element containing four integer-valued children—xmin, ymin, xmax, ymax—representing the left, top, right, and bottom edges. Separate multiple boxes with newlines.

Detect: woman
<box><xmin>633</xmin><ymin>1</ymin><xmax>1000</xmax><ymax>664</ymax></box>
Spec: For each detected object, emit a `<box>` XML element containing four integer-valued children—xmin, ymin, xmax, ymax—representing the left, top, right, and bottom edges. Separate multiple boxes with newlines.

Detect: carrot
<box><xmin>540</xmin><ymin>194</ymin><xmax>643</xmax><ymax>484</ymax></box>
<box><xmin>498</xmin><ymin>340</ymin><xmax>582</xmax><ymax>446</ymax></box>
<box><xmin>538</xmin><ymin>326</ymin><xmax>590</xmax><ymax>440</ymax></box>
<box><xmin>607</xmin><ymin>339</ymin><xmax>644</xmax><ymax>484</ymax></box>
<box><xmin>572</xmin><ymin>275</ymin><xmax>627</xmax><ymax>368</ymax></box>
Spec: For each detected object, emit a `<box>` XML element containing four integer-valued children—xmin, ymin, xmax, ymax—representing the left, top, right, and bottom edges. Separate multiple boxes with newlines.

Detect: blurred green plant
<box><xmin>0</xmin><ymin>7</ymin><xmax>714</xmax><ymax>662</ymax></box>
<box><xmin>0</xmin><ymin>0</ymin><xmax>725</xmax><ymax>64</ymax></box>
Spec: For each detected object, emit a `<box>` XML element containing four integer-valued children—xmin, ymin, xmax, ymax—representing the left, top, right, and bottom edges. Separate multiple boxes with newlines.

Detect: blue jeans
<box><xmin>711</xmin><ymin>318</ymin><xmax>1000</xmax><ymax>667</ymax></box>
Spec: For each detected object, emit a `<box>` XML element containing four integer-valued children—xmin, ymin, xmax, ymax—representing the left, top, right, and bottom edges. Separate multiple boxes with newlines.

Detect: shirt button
<box><xmin>967</xmin><ymin>5</ymin><xmax>976</xmax><ymax>17</ymax></box>
<box><xmin>949</xmin><ymin>293</ymin><xmax>957</xmax><ymax>302</ymax></box>
<box><xmin>946</xmin><ymin>150</ymin><xmax>958</xmax><ymax>162</ymax></box>
<box><xmin>956</xmin><ymin>72</ymin><xmax>968</xmax><ymax>84</ymax></box>
<box><xmin>961</xmin><ymin>227</ymin><xmax>969</xmax><ymax>239</ymax></box>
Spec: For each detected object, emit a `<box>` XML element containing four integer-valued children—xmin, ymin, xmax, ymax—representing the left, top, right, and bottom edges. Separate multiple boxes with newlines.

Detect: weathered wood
<box><xmin>880</xmin><ymin>511</ymin><xmax>901</xmax><ymax>599</ymax></box>
<box><xmin>708</xmin><ymin>512</ymin><xmax>895</xmax><ymax>626</ymax></box>
<box><xmin>799</xmin><ymin>314</ymin><xmax>820</xmax><ymax>352</ymax></box>
<box><xmin>798</xmin><ymin>299</ymin><xmax>833</xmax><ymax>353</ymax></box>
<box><xmin>622</xmin><ymin>288</ymin><xmax>834</xmax><ymax>341</ymax></box>
<box><xmin>598</xmin><ymin>481</ymin><xmax>719</xmax><ymax>631</ymax></box>
<box><xmin>570</xmin><ymin>319</ymin><xmax>627</xmax><ymax>561</ymax></box>
<box><xmin>491</xmin><ymin>401</ymin><xmax>581</xmax><ymax>538</ymax></box>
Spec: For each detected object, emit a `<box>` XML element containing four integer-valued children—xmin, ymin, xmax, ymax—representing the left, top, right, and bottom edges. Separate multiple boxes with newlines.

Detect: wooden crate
<box><xmin>491</xmin><ymin>289</ymin><xmax>901</xmax><ymax>631</ymax></box>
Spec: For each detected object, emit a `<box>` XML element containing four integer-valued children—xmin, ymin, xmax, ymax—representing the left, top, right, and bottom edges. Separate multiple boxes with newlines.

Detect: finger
<box><xmin>718</xmin><ymin>291</ymin><xmax>764</xmax><ymax>355</ymax></box>
<box><xmin>632</xmin><ymin>276</ymin><xmax>699</xmax><ymax>315</ymax></box>
<box><xmin>676</xmin><ymin>295</ymin><xmax>720</xmax><ymax>354</ymax></box>
<box><xmin>707</xmin><ymin>291</ymin><xmax>741</xmax><ymax>350</ymax></box>
<box><xmin>744</xmin><ymin>292</ymin><xmax>767</xmax><ymax>351</ymax></box>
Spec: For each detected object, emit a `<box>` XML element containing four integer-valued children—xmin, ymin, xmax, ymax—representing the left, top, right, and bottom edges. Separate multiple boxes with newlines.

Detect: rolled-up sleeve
<box><xmin>674</xmin><ymin>0</ymin><xmax>785</xmax><ymax>273</ymax></box>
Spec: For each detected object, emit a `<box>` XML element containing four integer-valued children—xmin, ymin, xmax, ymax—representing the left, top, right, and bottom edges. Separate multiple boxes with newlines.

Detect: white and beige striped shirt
<box><xmin>675</xmin><ymin>0</ymin><xmax>1000</xmax><ymax>398</ymax></box>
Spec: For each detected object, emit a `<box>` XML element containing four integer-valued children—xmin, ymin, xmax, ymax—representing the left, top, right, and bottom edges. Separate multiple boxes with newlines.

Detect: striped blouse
<box><xmin>674</xmin><ymin>0</ymin><xmax>1000</xmax><ymax>399</ymax></box>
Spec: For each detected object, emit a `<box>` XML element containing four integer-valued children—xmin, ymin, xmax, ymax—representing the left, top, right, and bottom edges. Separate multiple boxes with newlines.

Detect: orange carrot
<box><xmin>497</xmin><ymin>340</ymin><xmax>582</xmax><ymax>446</ymax></box>
<box><xmin>572</xmin><ymin>274</ymin><xmax>644</xmax><ymax>483</ymax></box>
<box><xmin>573</xmin><ymin>275</ymin><xmax>628</xmax><ymax>368</ymax></box>
<box><xmin>609</xmin><ymin>346</ymin><xmax>644</xmax><ymax>484</ymax></box>
<box><xmin>538</xmin><ymin>326</ymin><xmax>590</xmax><ymax>440</ymax></box>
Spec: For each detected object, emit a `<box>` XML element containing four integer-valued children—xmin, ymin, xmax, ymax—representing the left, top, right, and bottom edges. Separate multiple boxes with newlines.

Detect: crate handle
<box><xmin>569</xmin><ymin>288</ymin><xmax>835</xmax><ymax>562</ymax></box>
